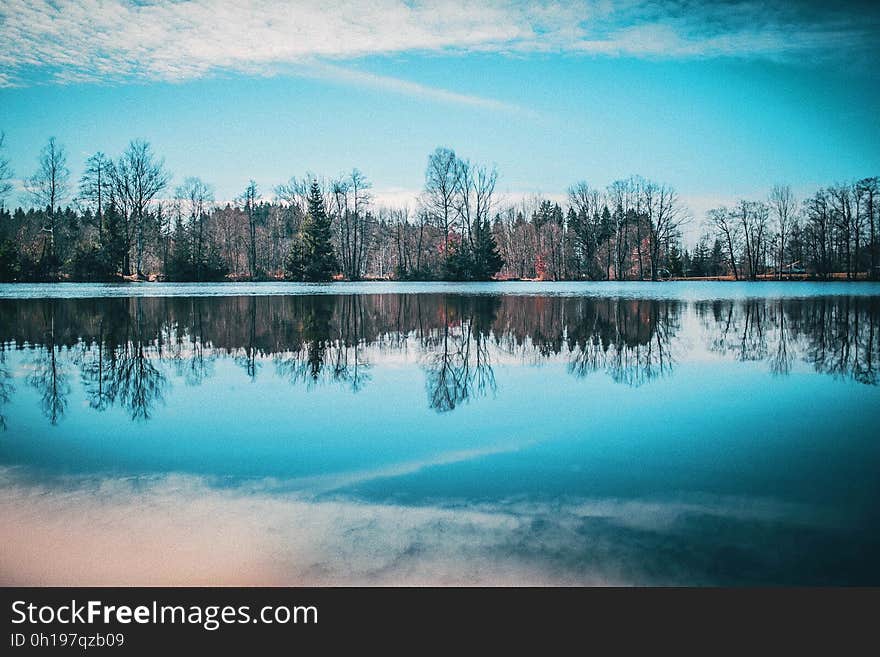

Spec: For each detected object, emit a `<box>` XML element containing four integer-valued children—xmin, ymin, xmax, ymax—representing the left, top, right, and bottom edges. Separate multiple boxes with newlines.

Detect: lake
<box><xmin>1</xmin><ymin>282</ymin><xmax>879</xmax><ymax>585</ymax></box>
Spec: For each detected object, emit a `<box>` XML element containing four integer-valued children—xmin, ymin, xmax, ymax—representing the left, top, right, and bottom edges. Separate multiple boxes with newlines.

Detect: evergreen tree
<box><xmin>710</xmin><ymin>239</ymin><xmax>726</xmax><ymax>276</ymax></box>
<box><xmin>194</xmin><ymin>242</ymin><xmax>228</xmax><ymax>281</ymax></box>
<box><xmin>599</xmin><ymin>205</ymin><xmax>614</xmax><ymax>279</ymax></box>
<box><xmin>102</xmin><ymin>202</ymin><xmax>127</xmax><ymax>275</ymax></box>
<box><xmin>692</xmin><ymin>238</ymin><xmax>710</xmax><ymax>277</ymax></box>
<box><xmin>531</xmin><ymin>200</ymin><xmax>563</xmax><ymax>229</ymax></box>
<box><xmin>284</xmin><ymin>233</ymin><xmax>306</xmax><ymax>281</ymax></box>
<box><xmin>568</xmin><ymin>206</ymin><xmax>591</xmax><ymax>277</ymax></box>
<box><xmin>70</xmin><ymin>241</ymin><xmax>115</xmax><ymax>281</ymax></box>
<box><xmin>471</xmin><ymin>217</ymin><xmax>504</xmax><ymax>280</ymax></box>
<box><xmin>681</xmin><ymin>249</ymin><xmax>692</xmax><ymax>278</ymax></box>
<box><xmin>0</xmin><ymin>238</ymin><xmax>20</xmax><ymax>281</ymax></box>
<box><xmin>167</xmin><ymin>214</ymin><xmax>193</xmax><ymax>280</ymax></box>
<box><xmin>442</xmin><ymin>240</ymin><xmax>472</xmax><ymax>281</ymax></box>
<box><xmin>298</xmin><ymin>180</ymin><xmax>338</xmax><ymax>282</ymax></box>
<box><xmin>668</xmin><ymin>242</ymin><xmax>683</xmax><ymax>277</ymax></box>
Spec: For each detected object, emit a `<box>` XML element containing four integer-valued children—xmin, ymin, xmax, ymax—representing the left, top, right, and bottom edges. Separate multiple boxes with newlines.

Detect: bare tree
<box><xmin>857</xmin><ymin>177</ymin><xmax>879</xmax><ymax>279</ymax></box>
<box><xmin>332</xmin><ymin>169</ymin><xmax>373</xmax><ymax>280</ymax></box>
<box><xmin>632</xmin><ymin>176</ymin><xmax>649</xmax><ymax>279</ymax></box>
<box><xmin>608</xmin><ymin>178</ymin><xmax>638</xmax><ymax>280</ymax></box>
<box><xmin>275</xmin><ymin>176</ymin><xmax>310</xmax><ymax>216</ymax></box>
<box><xmin>25</xmin><ymin>137</ymin><xmax>70</xmax><ymax>262</ymax></box>
<box><xmin>455</xmin><ymin>160</ymin><xmax>497</xmax><ymax>250</ymax></box>
<box><xmin>646</xmin><ymin>182</ymin><xmax>687</xmax><ymax>280</ymax></box>
<box><xmin>242</xmin><ymin>180</ymin><xmax>259</xmax><ymax>279</ymax></box>
<box><xmin>422</xmin><ymin>147</ymin><xmax>460</xmax><ymax>252</ymax></box>
<box><xmin>828</xmin><ymin>184</ymin><xmax>854</xmax><ymax>277</ymax></box>
<box><xmin>567</xmin><ymin>181</ymin><xmax>601</xmax><ymax>278</ymax></box>
<box><xmin>113</xmin><ymin>140</ymin><xmax>170</xmax><ymax>277</ymax></box>
<box><xmin>769</xmin><ymin>185</ymin><xmax>796</xmax><ymax>278</ymax></box>
<box><xmin>390</xmin><ymin>207</ymin><xmax>412</xmax><ymax>275</ymax></box>
<box><xmin>851</xmin><ymin>182</ymin><xmax>867</xmax><ymax>279</ymax></box>
<box><xmin>175</xmin><ymin>177</ymin><xmax>214</xmax><ymax>278</ymax></box>
<box><xmin>737</xmin><ymin>200</ymin><xmax>769</xmax><ymax>280</ymax></box>
<box><xmin>708</xmin><ymin>207</ymin><xmax>740</xmax><ymax>280</ymax></box>
<box><xmin>350</xmin><ymin>169</ymin><xmax>373</xmax><ymax>279</ymax></box>
<box><xmin>78</xmin><ymin>152</ymin><xmax>112</xmax><ymax>241</ymax></box>
<box><xmin>804</xmin><ymin>190</ymin><xmax>832</xmax><ymax>278</ymax></box>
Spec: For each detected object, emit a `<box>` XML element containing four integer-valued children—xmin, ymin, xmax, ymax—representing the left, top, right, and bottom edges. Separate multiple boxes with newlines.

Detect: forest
<box><xmin>0</xmin><ymin>133</ymin><xmax>877</xmax><ymax>282</ymax></box>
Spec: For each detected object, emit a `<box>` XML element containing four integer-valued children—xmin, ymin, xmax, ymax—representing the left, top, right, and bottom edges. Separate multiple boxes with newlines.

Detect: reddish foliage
<box><xmin>534</xmin><ymin>254</ymin><xmax>549</xmax><ymax>281</ymax></box>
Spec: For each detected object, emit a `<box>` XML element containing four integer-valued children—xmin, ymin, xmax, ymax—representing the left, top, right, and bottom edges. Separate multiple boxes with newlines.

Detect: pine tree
<box><xmin>690</xmin><ymin>237</ymin><xmax>711</xmax><ymax>277</ymax></box>
<box><xmin>298</xmin><ymin>180</ymin><xmax>338</xmax><ymax>282</ymax></box>
<box><xmin>681</xmin><ymin>249</ymin><xmax>692</xmax><ymax>277</ymax></box>
<box><xmin>472</xmin><ymin>217</ymin><xmax>504</xmax><ymax>280</ymax></box>
<box><xmin>442</xmin><ymin>241</ymin><xmax>471</xmax><ymax>280</ymax></box>
<box><xmin>600</xmin><ymin>205</ymin><xmax>614</xmax><ymax>279</ymax></box>
<box><xmin>167</xmin><ymin>214</ymin><xmax>193</xmax><ymax>280</ymax></box>
<box><xmin>568</xmin><ymin>206</ymin><xmax>589</xmax><ymax>277</ymax></box>
<box><xmin>102</xmin><ymin>202</ymin><xmax>127</xmax><ymax>276</ymax></box>
<box><xmin>710</xmin><ymin>239</ymin><xmax>726</xmax><ymax>276</ymax></box>
<box><xmin>284</xmin><ymin>234</ymin><xmax>305</xmax><ymax>281</ymax></box>
<box><xmin>667</xmin><ymin>242</ymin><xmax>683</xmax><ymax>277</ymax></box>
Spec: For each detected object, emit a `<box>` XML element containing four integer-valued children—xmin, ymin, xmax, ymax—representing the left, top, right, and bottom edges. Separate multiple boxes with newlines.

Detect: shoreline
<box><xmin>0</xmin><ymin>275</ymin><xmax>877</xmax><ymax>285</ymax></box>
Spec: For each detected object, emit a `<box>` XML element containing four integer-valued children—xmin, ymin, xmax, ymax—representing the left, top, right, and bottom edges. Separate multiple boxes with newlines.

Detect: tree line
<box><xmin>0</xmin><ymin>133</ymin><xmax>877</xmax><ymax>282</ymax></box>
<box><xmin>704</xmin><ymin>182</ymin><xmax>880</xmax><ymax>280</ymax></box>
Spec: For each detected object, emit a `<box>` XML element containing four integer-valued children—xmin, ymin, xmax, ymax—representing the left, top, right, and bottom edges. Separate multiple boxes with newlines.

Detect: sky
<box><xmin>1</xmin><ymin>0</ymin><xmax>879</xmax><ymax>237</ymax></box>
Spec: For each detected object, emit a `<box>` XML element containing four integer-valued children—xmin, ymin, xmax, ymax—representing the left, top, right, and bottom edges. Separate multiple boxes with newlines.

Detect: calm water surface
<box><xmin>1</xmin><ymin>282</ymin><xmax>878</xmax><ymax>585</ymax></box>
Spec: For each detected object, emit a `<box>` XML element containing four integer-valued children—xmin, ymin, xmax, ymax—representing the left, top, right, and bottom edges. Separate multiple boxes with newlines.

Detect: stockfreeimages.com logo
<box><xmin>11</xmin><ymin>600</ymin><xmax>318</xmax><ymax>631</ymax></box>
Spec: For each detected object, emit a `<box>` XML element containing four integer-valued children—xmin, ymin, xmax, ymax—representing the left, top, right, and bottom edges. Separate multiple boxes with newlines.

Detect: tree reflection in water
<box><xmin>562</xmin><ymin>298</ymin><xmax>679</xmax><ymax>387</ymax></box>
<box><xmin>26</xmin><ymin>301</ymin><xmax>70</xmax><ymax>425</ymax></box>
<box><xmin>0</xmin><ymin>293</ymin><xmax>877</xmax><ymax>426</ymax></box>
<box><xmin>423</xmin><ymin>296</ymin><xmax>499</xmax><ymax>412</ymax></box>
<box><xmin>696</xmin><ymin>296</ymin><xmax>879</xmax><ymax>385</ymax></box>
<box><xmin>0</xmin><ymin>352</ymin><xmax>15</xmax><ymax>430</ymax></box>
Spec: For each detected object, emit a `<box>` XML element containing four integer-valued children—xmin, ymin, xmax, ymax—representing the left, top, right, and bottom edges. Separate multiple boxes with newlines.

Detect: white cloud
<box><xmin>371</xmin><ymin>188</ymin><xmax>421</xmax><ymax>210</ymax></box>
<box><xmin>0</xmin><ymin>1</ymin><xmax>874</xmax><ymax>106</ymax></box>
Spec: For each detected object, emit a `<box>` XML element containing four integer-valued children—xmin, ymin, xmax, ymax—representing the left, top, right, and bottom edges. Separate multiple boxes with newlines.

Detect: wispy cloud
<box><xmin>1</xmin><ymin>1</ymin><xmax>876</xmax><ymax>104</ymax></box>
<box><xmin>303</xmin><ymin>62</ymin><xmax>523</xmax><ymax>112</ymax></box>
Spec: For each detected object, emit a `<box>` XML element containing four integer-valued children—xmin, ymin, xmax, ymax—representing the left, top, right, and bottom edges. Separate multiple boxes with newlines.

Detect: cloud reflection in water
<box><xmin>0</xmin><ymin>467</ymin><xmax>861</xmax><ymax>586</ymax></box>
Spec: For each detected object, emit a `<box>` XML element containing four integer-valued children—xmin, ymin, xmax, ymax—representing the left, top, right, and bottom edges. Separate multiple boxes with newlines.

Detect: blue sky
<box><xmin>1</xmin><ymin>1</ymin><xmax>879</xmax><ymax>229</ymax></box>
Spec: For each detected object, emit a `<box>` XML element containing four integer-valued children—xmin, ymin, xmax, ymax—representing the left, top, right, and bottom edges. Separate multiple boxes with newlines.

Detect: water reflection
<box><xmin>0</xmin><ymin>352</ymin><xmax>13</xmax><ymax>431</ymax></box>
<box><xmin>2</xmin><ymin>290</ymin><xmax>879</xmax><ymax>586</ymax></box>
<box><xmin>1</xmin><ymin>293</ymin><xmax>879</xmax><ymax>425</ymax></box>
<box><xmin>0</xmin><ymin>467</ymin><xmax>862</xmax><ymax>586</ymax></box>
<box><xmin>562</xmin><ymin>298</ymin><xmax>678</xmax><ymax>386</ymax></box>
<box><xmin>696</xmin><ymin>297</ymin><xmax>879</xmax><ymax>384</ymax></box>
